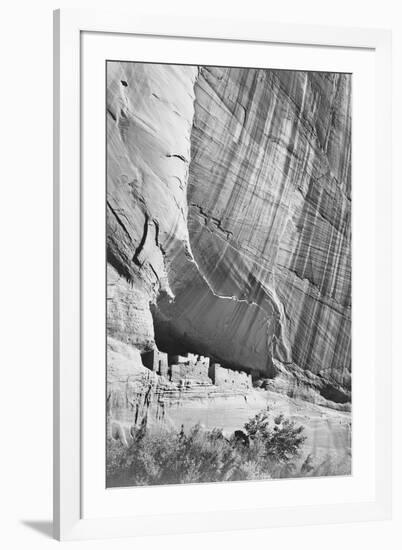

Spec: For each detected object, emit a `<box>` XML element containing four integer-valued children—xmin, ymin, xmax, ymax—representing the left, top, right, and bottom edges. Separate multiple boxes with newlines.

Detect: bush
<box><xmin>244</xmin><ymin>411</ymin><xmax>306</xmax><ymax>463</ymax></box>
<box><xmin>107</xmin><ymin>408</ymin><xmax>307</xmax><ymax>487</ymax></box>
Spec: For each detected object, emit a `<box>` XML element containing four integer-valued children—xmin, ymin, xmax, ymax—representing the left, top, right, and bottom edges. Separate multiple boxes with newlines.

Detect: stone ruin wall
<box><xmin>209</xmin><ymin>364</ymin><xmax>252</xmax><ymax>390</ymax></box>
<box><xmin>141</xmin><ymin>349</ymin><xmax>251</xmax><ymax>390</ymax></box>
<box><xmin>170</xmin><ymin>353</ymin><xmax>211</xmax><ymax>384</ymax></box>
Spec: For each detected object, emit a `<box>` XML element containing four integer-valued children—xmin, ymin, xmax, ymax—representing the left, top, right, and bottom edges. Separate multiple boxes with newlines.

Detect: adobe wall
<box><xmin>209</xmin><ymin>363</ymin><xmax>252</xmax><ymax>390</ymax></box>
<box><xmin>170</xmin><ymin>362</ymin><xmax>210</xmax><ymax>383</ymax></box>
<box><xmin>141</xmin><ymin>349</ymin><xmax>168</xmax><ymax>376</ymax></box>
<box><xmin>141</xmin><ymin>350</ymin><xmax>251</xmax><ymax>390</ymax></box>
<box><xmin>170</xmin><ymin>354</ymin><xmax>211</xmax><ymax>383</ymax></box>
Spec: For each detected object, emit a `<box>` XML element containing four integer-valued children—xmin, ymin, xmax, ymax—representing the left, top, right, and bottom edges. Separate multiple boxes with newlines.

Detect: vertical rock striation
<box><xmin>106</xmin><ymin>62</ymin><xmax>352</xmax><ymax>419</ymax></box>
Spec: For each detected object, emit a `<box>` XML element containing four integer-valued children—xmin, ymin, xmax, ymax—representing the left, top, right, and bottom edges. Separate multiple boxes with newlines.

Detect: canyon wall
<box><xmin>188</xmin><ymin>67</ymin><xmax>352</xmax><ymax>401</ymax></box>
<box><xmin>106</xmin><ymin>62</ymin><xmax>352</xmax><ymax>420</ymax></box>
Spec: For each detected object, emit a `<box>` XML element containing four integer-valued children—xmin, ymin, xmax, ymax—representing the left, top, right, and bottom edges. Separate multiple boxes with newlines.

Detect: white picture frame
<box><xmin>53</xmin><ymin>8</ymin><xmax>392</xmax><ymax>541</ymax></box>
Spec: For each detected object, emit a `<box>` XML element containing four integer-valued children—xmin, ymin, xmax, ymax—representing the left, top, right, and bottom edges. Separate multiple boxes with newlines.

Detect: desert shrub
<box><xmin>235</xmin><ymin>409</ymin><xmax>307</xmax><ymax>479</ymax></box>
<box><xmin>244</xmin><ymin>410</ymin><xmax>306</xmax><ymax>463</ymax></box>
<box><xmin>106</xmin><ymin>408</ymin><xmax>308</xmax><ymax>487</ymax></box>
<box><xmin>106</xmin><ymin>435</ymin><xmax>128</xmax><ymax>481</ymax></box>
<box><xmin>108</xmin><ymin>423</ymin><xmax>242</xmax><ymax>486</ymax></box>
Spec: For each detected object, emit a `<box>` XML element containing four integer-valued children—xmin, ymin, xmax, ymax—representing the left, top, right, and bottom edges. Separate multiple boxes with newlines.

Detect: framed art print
<box><xmin>54</xmin><ymin>9</ymin><xmax>392</xmax><ymax>540</ymax></box>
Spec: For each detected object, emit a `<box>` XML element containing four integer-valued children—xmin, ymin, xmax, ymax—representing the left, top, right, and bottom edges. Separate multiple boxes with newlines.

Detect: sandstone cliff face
<box><xmin>106</xmin><ymin>62</ymin><xmax>197</xmax><ymax>349</ymax></box>
<box><xmin>187</xmin><ymin>68</ymin><xmax>352</xmax><ymax>399</ymax></box>
<box><xmin>106</xmin><ymin>62</ymin><xmax>351</xmax><ymax>413</ymax></box>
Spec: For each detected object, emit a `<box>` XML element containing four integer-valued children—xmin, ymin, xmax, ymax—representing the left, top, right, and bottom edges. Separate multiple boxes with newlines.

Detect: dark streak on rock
<box><xmin>153</xmin><ymin>219</ymin><xmax>166</xmax><ymax>256</ymax></box>
<box><xmin>191</xmin><ymin>203</ymin><xmax>233</xmax><ymax>240</ymax></box>
<box><xmin>107</xmin><ymin>107</ymin><xmax>117</xmax><ymax>121</ymax></box>
<box><xmin>107</xmin><ymin>200</ymin><xmax>132</xmax><ymax>242</ymax></box>
<box><xmin>133</xmin><ymin>214</ymin><xmax>149</xmax><ymax>266</ymax></box>
<box><xmin>166</xmin><ymin>153</ymin><xmax>188</xmax><ymax>163</ymax></box>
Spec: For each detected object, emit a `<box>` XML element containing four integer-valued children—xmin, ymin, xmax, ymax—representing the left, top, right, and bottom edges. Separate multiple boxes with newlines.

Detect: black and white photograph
<box><xmin>106</xmin><ymin>61</ymin><xmax>352</xmax><ymax>487</ymax></box>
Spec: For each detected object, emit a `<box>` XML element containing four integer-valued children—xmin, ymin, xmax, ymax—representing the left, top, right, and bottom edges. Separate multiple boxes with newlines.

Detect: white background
<box><xmin>0</xmin><ymin>0</ymin><xmax>400</xmax><ymax>548</ymax></box>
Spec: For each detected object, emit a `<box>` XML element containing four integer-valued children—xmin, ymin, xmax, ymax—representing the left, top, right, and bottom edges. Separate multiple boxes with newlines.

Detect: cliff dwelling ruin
<box><xmin>141</xmin><ymin>348</ymin><xmax>252</xmax><ymax>390</ymax></box>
